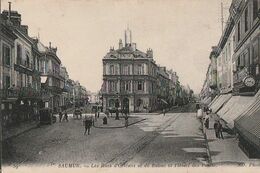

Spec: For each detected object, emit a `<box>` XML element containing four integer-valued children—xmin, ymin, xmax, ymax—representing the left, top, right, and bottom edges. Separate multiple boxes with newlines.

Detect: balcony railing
<box><xmin>16</xmin><ymin>60</ymin><xmax>33</xmax><ymax>70</ymax></box>
<box><xmin>20</xmin><ymin>87</ymin><xmax>41</xmax><ymax>98</ymax></box>
<box><xmin>0</xmin><ymin>87</ymin><xmax>41</xmax><ymax>99</ymax></box>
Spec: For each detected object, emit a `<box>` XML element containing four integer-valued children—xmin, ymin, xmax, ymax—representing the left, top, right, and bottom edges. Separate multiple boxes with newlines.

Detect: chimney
<box><xmin>8</xmin><ymin>2</ymin><xmax>11</xmax><ymax>21</ymax></box>
<box><xmin>147</xmin><ymin>48</ymin><xmax>153</xmax><ymax>58</ymax></box>
<box><xmin>49</xmin><ymin>42</ymin><xmax>52</xmax><ymax>48</ymax></box>
<box><xmin>132</xmin><ymin>43</ymin><xmax>136</xmax><ymax>51</ymax></box>
<box><xmin>119</xmin><ymin>39</ymin><xmax>123</xmax><ymax>49</ymax></box>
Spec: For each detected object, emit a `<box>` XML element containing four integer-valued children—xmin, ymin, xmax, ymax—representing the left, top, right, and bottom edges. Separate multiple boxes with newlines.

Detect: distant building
<box><xmin>157</xmin><ymin>66</ymin><xmax>170</xmax><ymax>109</ymax></box>
<box><xmin>37</xmin><ymin>40</ymin><xmax>63</xmax><ymax>113</ymax></box>
<box><xmin>102</xmin><ymin>28</ymin><xmax>158</xmax><ymax>112</ymax></box>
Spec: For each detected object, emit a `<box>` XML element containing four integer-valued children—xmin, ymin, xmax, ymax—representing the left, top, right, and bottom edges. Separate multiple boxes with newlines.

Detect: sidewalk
<box><xmin>203</xmin><ymin>113</ymin><xmax>259</xmax><ymax>166</ymax></box>
<box><xmin>3</xmin><ymin>121</ymin><xmax>38</xmax><ymax>141</ymax></box>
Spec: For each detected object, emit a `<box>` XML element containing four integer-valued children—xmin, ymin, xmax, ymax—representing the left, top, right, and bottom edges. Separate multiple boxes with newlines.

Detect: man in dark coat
<box><xmin>124</xmin><ymin>114</ymin><xmax>129</xmax><ymax>128</ymax></box>
<box><xmin>84</xmin><ymin>117</ymin><xmax>92</xmax><ymax>135</ymax></box>
<box><xmin>218</xmin><ymin>121</ymin><xmax>224</xmax><ymax>139</ymax></box>
<box><xmin>64</xmin><ymin>112</ymin><xmax>68</xmax><ymax>122</ymax></box>
<box><xmin>59</xmin><ymin>111</ymin><xmax>63</xmax><ymax>122</ymax></box>
<box><xmin>213</xmin><ymin>121</ymin><xmax>219</xmax><ymax>138</ymax></box>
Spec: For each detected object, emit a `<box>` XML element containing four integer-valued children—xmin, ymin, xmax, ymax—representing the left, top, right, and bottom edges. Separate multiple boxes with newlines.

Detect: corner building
<box><xmin>102</xmin><ymin>28</ymin><xmax>158</xmax><ymax>113</ymax></box>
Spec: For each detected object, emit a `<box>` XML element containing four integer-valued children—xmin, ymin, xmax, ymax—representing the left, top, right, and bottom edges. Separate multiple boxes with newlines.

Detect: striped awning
<box><xmin>235</xmin><ymin>97</ymin><xmax>260</xmax><ymax>149</ymax></box>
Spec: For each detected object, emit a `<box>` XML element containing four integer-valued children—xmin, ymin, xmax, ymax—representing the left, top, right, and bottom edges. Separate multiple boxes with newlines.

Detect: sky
<box><xmin>1</xmin><ymin>0</ymin><xmax>231</xmax><ymax>94</ymax></box>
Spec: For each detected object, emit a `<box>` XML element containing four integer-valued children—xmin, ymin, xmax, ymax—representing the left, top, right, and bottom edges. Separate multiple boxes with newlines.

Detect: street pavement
<box><xmin>128</xmin><ymin>113</ymin><xmax>208</xmax><ymax>166</ymax></box>
<box><xmin>3</xmin><ymin>112</ymin><xmax>208</xmax><ymax>167</ymax></box>
<box><xmin>203</xmin><ymin>113</ymin><xmax>260</xmax><ymax>166</ymax></box>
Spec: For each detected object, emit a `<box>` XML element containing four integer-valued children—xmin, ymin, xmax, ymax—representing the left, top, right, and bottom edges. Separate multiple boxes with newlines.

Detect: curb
<box><xmin>200</xmin><ymin>120</ymin><xmax>212</xmax><ymax>166</ymax></box>
<box><xmin>93</xmin><ymin>118</ymin><xmax>146</xmax><ymax>129</ymax></box>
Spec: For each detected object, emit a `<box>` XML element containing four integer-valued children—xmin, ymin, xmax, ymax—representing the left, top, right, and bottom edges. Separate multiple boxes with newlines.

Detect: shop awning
<box><xmin>210</xmin><ymin>93</ymin><xmax>232</xmax><ymax>113</ymax></box>
<box><xmin>235</xmin><ymin>99</ymin><xmax>260</xmax><ymax>149</ymax></box>
<box><xmin>208</xmin><ymin>95</ymin><xmax>219</xmax><ymax>107</ymax></box>
<box><xmin>218</xmin><ymin>96</ymin><xmax>256</xmax><ymax>129</ymax></box>
<box><xmin>201</xmin><ymin>97</ymin><xmax>211</xmax><ymax>105</ymax></box>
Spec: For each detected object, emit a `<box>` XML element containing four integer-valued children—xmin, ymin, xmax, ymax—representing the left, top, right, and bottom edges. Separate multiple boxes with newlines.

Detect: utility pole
<box><xmin>0</xmin><ymin>0</ymin><xmax>2</xmax><ymax>14</ymax></box>
<box><xmin>221</xmin><ymin>1</ymin><xmax>224</xmax><ymax>35</ymax></box>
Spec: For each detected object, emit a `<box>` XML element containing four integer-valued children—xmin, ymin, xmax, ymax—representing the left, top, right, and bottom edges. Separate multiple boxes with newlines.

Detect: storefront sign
<box><xmin>243</xmin><ymin>76</ymin><xmax>256</xmax><ymax>87</ymax></box>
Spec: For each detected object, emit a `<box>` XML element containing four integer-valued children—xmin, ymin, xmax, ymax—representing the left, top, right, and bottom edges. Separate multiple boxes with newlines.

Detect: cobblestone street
<box><xmin>3</xmin><ymin>112</ymin><xmax>207</xmax><ymax>167</ymax></box>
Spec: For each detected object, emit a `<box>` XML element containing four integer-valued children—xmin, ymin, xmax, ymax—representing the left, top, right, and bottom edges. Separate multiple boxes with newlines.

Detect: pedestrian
<box><xmin>204</xmin><ymin>112</ymin><xmax>209</xmax><ymax>129</ymax></box>
<box><xmin>97</xmin><ymin>107</ymin><xmax>100</xmax><ymax>118</ymax></box>
<box><xmin>84</xmin><ymin>116</ymin><xmax>92</xmax><ymax>135</ymax></box>
<box><xmin>64</xmin><ymin>112</ymin><xmax>68</xmax><ymax>122</ymax></box>
<box><xmin>105</xmin><ymin>109</ymin><xmax>109</xmax><ymax>118</ymax></box>
<box><xmin>94</xmin><ymin>108</ymin><xmax>98</xmax><ymax>120</ymax></box>
<box><xmin>163</xmin><ymin>108</ymin><xmax>166</xmax><ymax>116</ymax></box>
<box><xmin>204</xmin><ymin>117</ymin><xmax>209</xmax><ymax>129</ymax></box>
<box><xmin>59</xmin><ymin>111</ymin><xmax>63</xmax><ymax>122</ymax></box>
<box><xmin>115</xmin><ymin>108</ymin><xmax>119</xmax><ymax>120</ymax></box>
<box><xmin>124</xmin><ymin>114</ymin><xmax>129</xmax><ymax>128</ymax></box>
<box><xmin>218</xmin><ymin>120</ymin><xmax>224</xmax><ymax>139</ymax></box>
<box><xmin>213</xmin><ymin>120</ymin><xmax>219</xmax><ymax>138</ymax></box>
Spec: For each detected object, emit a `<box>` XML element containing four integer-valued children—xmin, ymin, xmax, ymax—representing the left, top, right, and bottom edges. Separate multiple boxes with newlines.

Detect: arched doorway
<box><xmin>123</xmin><ymin>98</ymin><xmax>129</xmax><ymax>111</ymax></box>
<box><xmin>108</xmin><ymin>99</ymin><xmax>115</xmax><ymax>108</ymax></box>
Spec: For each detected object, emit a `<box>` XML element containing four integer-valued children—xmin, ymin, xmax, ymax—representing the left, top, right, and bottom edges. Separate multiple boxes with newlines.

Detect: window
<box><xmin>137</xmin><ymin>81</ymin><xmax>143</xmax><ymax>91</ymax></box>
<box><xmin>26</xmin><ymin>51</ymin><xmax>30</xmax><ymax>68</ymax></box>
<box><xmin>237</xmin><ymin>21</ymin><xmax>241</xmax><ymax>42</ymax></box>
<box><xmin>137</xmin><ymin>99</ymin><xmax>143</xmax><ymax>107</ymax></box>
<box><xmin>17</xmin><ymin>44</ymin><xmax>22</xmax><ymax>64</ymax></box>
<box><xmin>137</xmin><ymin>64</ymin><xmax>144</xmax><ymax>75</ymax></box>
<box><xmin>108</xmin><ymin>81</ymin><xmax>116</xmax><ymax>92</ymax></box>
<box><xmin>109</xmin><ymin>99</ymin><xmax>115</xmax><ymax>107</ymax></box>
<box><xmin>123</xmin><ymin>65</ymin><xmax>130</xmax><ymax>75</ymax></box>
<box><xmin>253</xmin><ymin>0</ymin><xmax>259</xmax><ymax>21</ymax></box>
<box><xmin>237</xmin><ymin>55</ymin><xmax>241</xmax><ymax>69</ymax></box>
<box><xmin>244</xmin><ymin>51</ymin><xmax>249</xmax><ymax>67</ymax></box>
<box><xmin>124</xmin><ymin>81</ymin><xmax>131</xmax><ymax>91</ymax></box>
<box><xmin>253</xmin><ymin>40</ymin><xmax>259</xmax><ymax>64</ymax></box>
<box><xmin>2</xmin><ymin>44</ymin><xmax>11</xmax><ymax>66</ymax></box>
<box><xmin>109</xmin><ymin>65</ymin><xmax>114</xmax><ymax>75</ymax></box>
<box><xmin>240</xmin><ymin>54</ymin><xmax>245</xmax><ymax>67</ymax></box>
<box><xmin>245</xmin><ymin>7</ymin><xmax>249</xmax><ymax>32</ymax></box>
<box><xmin>4</xmin><ymin>76</ymin><xmax>10</xmax><ymax>89</ymax></box>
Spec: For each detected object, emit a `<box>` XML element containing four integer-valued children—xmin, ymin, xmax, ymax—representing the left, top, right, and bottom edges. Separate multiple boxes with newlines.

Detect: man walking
<box><xmin>124</xmin><ymin>108</ymin><xmax>129</xmax><ymax>128</ymax></box>
<box><xmin>84</xmin><ymin>116</ymin><xmax>92</xmax><ymax>135</ymax></box>
<box><xmin>64</xmin><ymin>111</ymin><xmax>68</xmax><ymax>122</ymax></box>
<box><xmin>163</xmin><ymin>108</ymin><xmax>166</xmax><ymax>116</ymax></box>
<box><xmin>213</xmin><ymin>120</ymin><xmax>219</xmax><ymax>138</ymax></box>
<box><xmin>59</xmin><ymin>111</ymin><xmax>63</xmax><ymax>122</ymax></box>
<box><xmin>218</xmin><ymin>120</ymin><xmax>224</xmax><ymax>139</ymax></box>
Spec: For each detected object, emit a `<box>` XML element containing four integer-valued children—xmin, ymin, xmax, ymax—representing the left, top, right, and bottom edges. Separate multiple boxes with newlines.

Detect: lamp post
<box><xmin>115</xmin><ymin>92</ymin><xmax>120</xmax><ymax>120</ymax></box>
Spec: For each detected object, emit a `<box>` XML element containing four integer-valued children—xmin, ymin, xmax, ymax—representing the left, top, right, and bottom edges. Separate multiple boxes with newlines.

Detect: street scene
<box><xmin>1</xmin><ymin>0</ymin><xmax>260</xmax><ymax>172</ymax></box>
<box><xmin>3</xmin><ymin>105</ymin><xmax>208</xmax><ymax>167</ymax></box>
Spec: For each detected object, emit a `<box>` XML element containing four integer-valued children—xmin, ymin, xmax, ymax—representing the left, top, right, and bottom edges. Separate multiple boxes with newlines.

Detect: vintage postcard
<box><xmin>1</xmin><ymin>0</ymin><xmax>260</xmax><ymax>173</ymax></box>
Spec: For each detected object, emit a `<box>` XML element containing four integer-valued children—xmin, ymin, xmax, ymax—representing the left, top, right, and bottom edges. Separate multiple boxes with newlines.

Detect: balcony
<box><xmin>0</xmin><ymin>87</ymin><xmax>41</xmax><ymax>100</ymax></box>
<box><xmin>47</xmin><ymin>70</ymin><xmax>61</xmax><ymax>79</ymax></box>
<box><xmin>234</xmin><ymin>65</ymin><xmax>259</xmax><ymax>84</ymax></box>
<box><xmin>20</xmin><ymin>87</ymin><xmax>41</xmax><ymax>99</ymax></box>
<box><xmin>0</xmin><ymin>89</ymin><xmax>19</xmax><ymax>99</ymax></box>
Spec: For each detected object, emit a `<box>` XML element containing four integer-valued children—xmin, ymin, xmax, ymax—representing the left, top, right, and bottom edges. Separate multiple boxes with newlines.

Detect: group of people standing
<box><xmin>203</xmin><ymin>109</ymin><xmax>224</xmax><ymax>140</ymax></box>
<box><xmin>213</xmin><ymin>120</ymin><xmax>224</xmax><ymax>139</ymax></box>
<box><xmin>104</xmin><ymin>108</ymin><xmax>129</xmax><ymax>128</ymax></box>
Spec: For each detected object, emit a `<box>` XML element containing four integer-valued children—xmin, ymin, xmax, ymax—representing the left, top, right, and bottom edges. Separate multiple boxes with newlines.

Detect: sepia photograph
<box><xmin>0</xmin><ymin>0</ymin><xmax>260</xmax><ymax>172</ymax></box>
